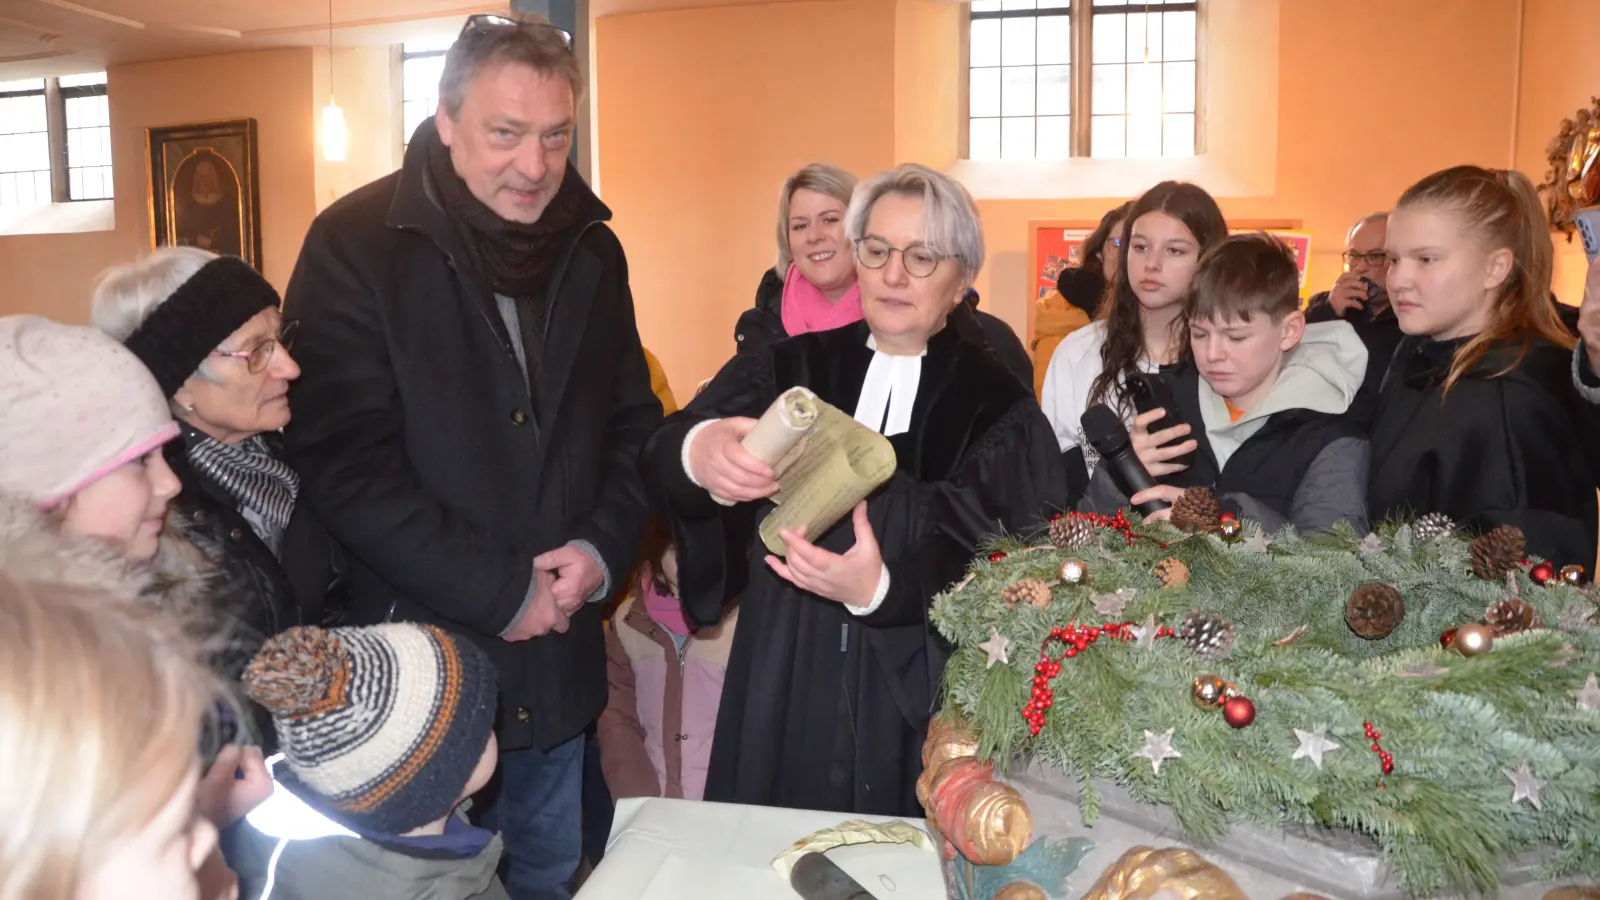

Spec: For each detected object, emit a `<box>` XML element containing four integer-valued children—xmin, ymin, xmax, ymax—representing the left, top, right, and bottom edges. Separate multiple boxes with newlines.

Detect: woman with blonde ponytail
<box><xmin>1367</xmin><ymin>165</ymin><xmax>1596</xmax><ymax>563</ymax></box>
<box><xmin>0</xmin><ymin>574</ymin><xmax>222</xmax><ymax>900</ymax></box>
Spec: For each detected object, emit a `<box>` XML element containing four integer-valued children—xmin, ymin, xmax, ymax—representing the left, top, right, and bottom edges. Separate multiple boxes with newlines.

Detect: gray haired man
<box><xmin>280</xmin><ymin>14</ymin><xmax>660</xmax><ymax>899</ymax></box>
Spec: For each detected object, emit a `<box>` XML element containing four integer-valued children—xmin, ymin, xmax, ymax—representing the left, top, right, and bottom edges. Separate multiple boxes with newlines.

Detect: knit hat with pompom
<box><xmin>242</xmin><ymin>623</ymin><xmax>497</xmax><ymax>835</ymax></box>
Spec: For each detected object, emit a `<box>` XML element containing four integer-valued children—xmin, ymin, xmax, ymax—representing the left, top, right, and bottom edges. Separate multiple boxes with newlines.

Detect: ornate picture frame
<box><xmin>145</xmin><ymin>118</ymin><xmax>262</xmax><ymax>270</ymax></box>
<box><xmin>1537</xmin><ymin>97</ymin><xmax>1600</xmax><ymax>237</ymax></box>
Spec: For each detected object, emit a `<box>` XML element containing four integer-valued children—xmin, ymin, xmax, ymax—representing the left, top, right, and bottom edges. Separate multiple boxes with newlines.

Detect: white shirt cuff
<box><xmin>847</xmin><ymin>564</ymin><xmax>892</xmax><ymax>617</ymax></box>
<box><xmin>681</xmin><ymin>419</ymin><xmax>719</xmax><ymax>487</ymax></box>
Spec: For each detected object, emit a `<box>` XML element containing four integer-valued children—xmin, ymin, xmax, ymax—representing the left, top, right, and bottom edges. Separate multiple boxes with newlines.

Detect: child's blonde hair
<box><xmin>0</xmin><ymin>573</ymin><xmax>217</xmax><ymax>900</ymax></box>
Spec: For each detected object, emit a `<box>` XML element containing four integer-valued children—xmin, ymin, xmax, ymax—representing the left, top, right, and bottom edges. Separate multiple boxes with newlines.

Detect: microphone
<box><xmin>1080</xmin><ymin>403</ymin><xmax>1170</xmax><ymax>515</ymax></box>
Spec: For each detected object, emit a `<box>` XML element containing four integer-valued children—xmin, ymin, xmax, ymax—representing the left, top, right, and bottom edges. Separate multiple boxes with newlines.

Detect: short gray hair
<box><xmin>439</xmin><ymin>13</ymin><xmax>584</xmax><ymax>120</ymax></box>
<box><xmin>91</xmin><ymin>247</ymin><xmax>223</xmax><ymax>384</ymax></box>
<box><xmin>846</xmin><ymin>164</ymin><xmax>984</xmax><ymax>285</ymax></box>
<box><xmin>775</xmin><ymin>164</ymin><xmax>857</xmax><ymax>274</ymax></box>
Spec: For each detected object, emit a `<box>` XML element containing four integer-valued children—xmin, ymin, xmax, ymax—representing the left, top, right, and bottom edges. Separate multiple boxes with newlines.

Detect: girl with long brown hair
<box><xmin>1040</xmin><ymin>182</ymin><xmax>1227</xmax><ymax>487</ymax></box>
<box><xmin>1367</xmin><ymin>165</ymin><xmax>1595</xmax><ymax>563</ymax></box>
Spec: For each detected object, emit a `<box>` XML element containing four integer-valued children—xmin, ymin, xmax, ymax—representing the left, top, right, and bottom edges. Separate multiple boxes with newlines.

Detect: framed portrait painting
<box><xmin>146</xmin><ymin>118</ymin><xmax>262</xmax><ymax>269</ymax></box>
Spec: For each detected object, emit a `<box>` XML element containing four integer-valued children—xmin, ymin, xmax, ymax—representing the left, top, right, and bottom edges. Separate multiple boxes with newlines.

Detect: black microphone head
<box><xmin>1080</xmin><ymin>403</ymin><xmax>1132</xmax><ymax>457</ymax></box>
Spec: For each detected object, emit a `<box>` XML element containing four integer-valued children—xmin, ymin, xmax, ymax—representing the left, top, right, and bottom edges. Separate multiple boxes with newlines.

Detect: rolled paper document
<box><xmin>770</xmin><ymin>819</ymin><xmax>934</xmax><ymax>880</ymax></box>
<box><xmin>711</xmin><ymin>386</ymin><xmax>821</xmax><ymax>506</ymax></box>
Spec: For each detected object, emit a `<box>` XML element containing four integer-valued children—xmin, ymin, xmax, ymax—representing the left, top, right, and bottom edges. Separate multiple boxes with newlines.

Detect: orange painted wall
<box><xmin>598</xmin><ymin>0</ymin><xmax>1546</xmax><ymax>392</ymax></box>
<box><xmin>1516</xmin><ymin>0</ymin><xmax>1600</xmax><ymax>308</ymax></box>
<box><xmin>596</xmin><ymin>0</ymin><xmax>898</xmax><ymax>392</ymax></box>
<box><xmin>0</xmin><ymin>49</ymin><xmax>318</xmax><ymax>323</ymax></box>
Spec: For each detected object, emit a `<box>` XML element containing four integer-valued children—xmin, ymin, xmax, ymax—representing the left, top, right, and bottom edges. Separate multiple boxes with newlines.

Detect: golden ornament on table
<box><xmin>1081</xmin><ymin>845</ymin><xmax>1247</xmax><ymax>900</ymax></box>
<box><xmin>1058</xmin><ymin>557</ymin><xmax>1090</xmax><ymax>586</ymax></box>
<box><xmin>1218</xmin><ymin>518</ymin><xmax>1243</xmax><ymax>541</ymax></box>
<box><xmin>1453</xmin><ymin>622</ymin><xmax>1495</xmax><ymax>657</ymax></box>
<box><xmin>1191</xmin><ymin>673</ymin><xmax>1228</xmax><ymax>709</ymax></box>
<box><xmin>1560</xmin><ymin>564</ymin><xmax>1589</xmax><ymax>587</ymax></box>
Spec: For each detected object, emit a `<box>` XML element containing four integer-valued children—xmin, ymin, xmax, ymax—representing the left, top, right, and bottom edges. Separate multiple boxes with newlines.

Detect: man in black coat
<box><xmin>280</xmin><ymin>15</ymin><xmax>659</xmax><ymax>899</ymax></box>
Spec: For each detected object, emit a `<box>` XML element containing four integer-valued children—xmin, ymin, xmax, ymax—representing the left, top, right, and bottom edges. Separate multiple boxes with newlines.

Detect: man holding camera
<box><xmin>1306</xmin><ymin>211</ymin><xmax>1401</xmax><ymax>403</ymax></box>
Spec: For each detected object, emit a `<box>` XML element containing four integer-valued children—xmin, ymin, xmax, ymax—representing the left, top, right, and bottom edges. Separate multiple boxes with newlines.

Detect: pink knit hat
<box><xmin>0</xmin><ymin>315</ymin><xmax>179</xmax><ymax>508</ymax></box>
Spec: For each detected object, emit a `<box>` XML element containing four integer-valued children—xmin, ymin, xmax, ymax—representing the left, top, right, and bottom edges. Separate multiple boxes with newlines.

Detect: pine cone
<box><xmin>1154</xmin><ymin>557</ymin><xmax>1190</xmax><ymax>589</ymax></box>
<box><xmin>1470</xmin><ymin>525</ymin><xmax>1527</xmax><ymax>581</ymax></box>
<box><xmin>1170</xmin><ymin>487</ymin><xmax>1222</xmax><ymax>534</ymax></box>
<box><xmin>1413</xmin><ymin>512</ymin><xmax>1456</xmax><ymax>543</ymax></box>
<box><xmin>1485</xmin><ymin>597</ymin><xmax>1541</xmax><ymax>636</ymax></box>
<box><xmin>1345</xmin><ymin>583</ymin><xmax>1404</xmax><ymax>640</ymax></box>
<box><xmin>1000</xmin><ymin>578</ymin><xmax>1052</xmax><ymax>609</ymax></box>
<box><xmin>1049</xmin><ymin>515</ymin><xmax>1095</xmax><ymax>551</ymax></box>
<box><xmin>1178</xmin><ymin>610</ymin><xmax>1237</xmax><ymax>659</ymax></box>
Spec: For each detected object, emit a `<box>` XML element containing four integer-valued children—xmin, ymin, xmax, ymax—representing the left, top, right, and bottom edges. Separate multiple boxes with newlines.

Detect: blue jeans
<box><xmin>475</xmin><ymin>734</ymin><xmax>585</xmax><ymax>900</ymax></box>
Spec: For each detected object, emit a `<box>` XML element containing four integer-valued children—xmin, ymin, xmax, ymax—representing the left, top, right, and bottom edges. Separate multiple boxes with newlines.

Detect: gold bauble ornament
<box><xmin>1454</xmin><ymin>622</ymin><xmax>1495</xmax><ymax>657</ymax></box>
<box><xmin>1219</xmin><ymin>518</ymin><xmax>1243</xmax><ymax>541</ymax></box>
<box><xmin>1058</xmin><ymin>557</ymin><xmax>1090</xmax><ymax>586</ymax></box>
<box><xmin>1560</xmin><ymin>564</ymin><xmax>1589</xmax><ymax>586</ymax></box>
<box><xmin>1081</xmin><ymin>846</ymin><xmax>1248</xmax><ymax>900</ymax></box>
<box><xmin>1191</xmin><ymin>674</ymin><xmax>1228</xmax><ymax>709</ymax></box>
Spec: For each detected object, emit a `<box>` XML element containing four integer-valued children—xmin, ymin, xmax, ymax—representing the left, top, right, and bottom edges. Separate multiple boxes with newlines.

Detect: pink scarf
<box><xmin>779</xmin><ymin>263</ymin><xmax>863</xmax><ymax>337</ymax></box>
<box><xmin>640</xmin><ymin>571</ymin><xmax>692</xmax><ymax>637</ymax></box>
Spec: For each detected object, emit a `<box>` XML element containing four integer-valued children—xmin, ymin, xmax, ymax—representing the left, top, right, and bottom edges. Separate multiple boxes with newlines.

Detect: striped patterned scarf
<box><xmin>186</xmin><ymin>431</ymin><xmax>299</xmax><ymax>538</ymax></box>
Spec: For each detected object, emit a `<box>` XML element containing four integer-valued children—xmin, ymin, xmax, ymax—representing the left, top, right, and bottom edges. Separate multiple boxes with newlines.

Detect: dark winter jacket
<box><xmin>280</xmin><ymin>120</ymin><xmax>662</xmax><ymax>751</ymax></box>
<box><xmin>733</xmin><ymin>269</ymin><xmax>1035</xmax><ymax>392</ymax></box>
<box><xmin>1369</xmin><ymin>335</ymin><xmax>1598</xmax><ymax>565</ymax></box>
<box><xmin>1083</xmin><ymin>322</ymin><xmax>1370</xmax><ymax>535</ymax></box>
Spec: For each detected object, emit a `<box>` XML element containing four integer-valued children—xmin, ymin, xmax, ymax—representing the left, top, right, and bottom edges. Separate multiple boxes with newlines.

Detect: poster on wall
<box><xmin>1235</xmin><ymin>228</ymin><xmax>1313</xmax><ymax>290</ymax></box>
<box><xmin>146</xmin><ymin>118</ymin><xmax>262</xmax><ymax>271</ymax></box>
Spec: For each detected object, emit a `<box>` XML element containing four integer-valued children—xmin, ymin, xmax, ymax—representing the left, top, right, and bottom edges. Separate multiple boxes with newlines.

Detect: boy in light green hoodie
<box><xmin>1108</xmin><ymin>232</ymin><xmax>1372</xmax><ymax>534</ymax></box>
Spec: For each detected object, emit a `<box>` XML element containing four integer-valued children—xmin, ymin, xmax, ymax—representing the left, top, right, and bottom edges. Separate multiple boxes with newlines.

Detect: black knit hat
<box><xmin>123</xmin><ymin>255</ymin><xmax>281</xmax><ymax>397</ymax></box>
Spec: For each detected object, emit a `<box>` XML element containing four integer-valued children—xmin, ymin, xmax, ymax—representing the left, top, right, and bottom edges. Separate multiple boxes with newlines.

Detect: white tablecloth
<box><xmin>577</xmin><ymin>798</ymin><xmax>946</xmax><ymax>900</ymax></box>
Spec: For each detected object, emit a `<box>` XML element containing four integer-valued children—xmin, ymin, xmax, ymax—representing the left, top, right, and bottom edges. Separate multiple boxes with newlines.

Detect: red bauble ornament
<box><xmin>1531</xmin><ymin>562</ymin><xmax>1556</xmax><ymax>585</ymax></box>
<box><xmin>1219</xmin><ymin>512</ymin><xmax>1237</xmax><ymax>523</ymax></box>
<box><xmin>1440</xmin><ymin>627</ymin><xmax>1459</xmax><ymax>649</ymax></box>
<box><xmin>989</xmin><ymin>550</ymin><xmax>1008</xmax><ymax>563</ymax></box>
<box><xmin>1222</xmin><ymin>695</ymin><xmax>1256</xmax><ymax>728</ymax></box>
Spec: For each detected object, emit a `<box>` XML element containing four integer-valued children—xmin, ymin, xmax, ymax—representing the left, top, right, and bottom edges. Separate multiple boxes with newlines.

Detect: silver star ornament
<box><xmin>1504</xmin><ymin>761</ymin><xmax>1546</xmax><ymax>810</ymax></box>
<box><xmin>1134</xmin><ymin>728</ymin><xmax>1182</xmax><ymax>775</ymax></box>
<box><xmin>979</xmin><ymin>629</ymin><xmax>1011</xmax><ymax>669</ymax></box>
<box><xmin>1573</xmin><ymin>673</ymin><xmax>1600</xmax><ymax>712</ymax></box>
<box><xmin>1130</xmin><ymin>613</ymin><xmax>1160</xmax><ymax>649</ymax></box>
<box><xmin>1242</xmin><ymin>526</ymin><xmax>1273</xmax><ymax>554</ymax></box>
<box><xmin>1291</xmin><ymin>724</ymin><xmax>1341</xmax><ymax>770</ymax></box>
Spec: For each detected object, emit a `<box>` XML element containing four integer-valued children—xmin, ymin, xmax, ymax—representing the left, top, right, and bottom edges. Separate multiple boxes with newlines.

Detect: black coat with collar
<box><xmin>1368</xmin><ymin>336</ymin><xmax>1598</xmax><ymax>565</ymax></box>
<box><xmin>280</xmin><ymin>122</ymin><xmax>662</xmax><ymax>751</ymax></box>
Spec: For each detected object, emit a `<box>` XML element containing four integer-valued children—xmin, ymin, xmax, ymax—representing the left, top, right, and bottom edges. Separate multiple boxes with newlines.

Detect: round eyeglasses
<box><xmin>210</xmin><ymin>320</ymin><xmax>298</xmax><ymax>374</ymax></box>
<box><xmin>854</xmin><ymin>238</ymin><xmax>952</xmax><ymax>278</ymax></box>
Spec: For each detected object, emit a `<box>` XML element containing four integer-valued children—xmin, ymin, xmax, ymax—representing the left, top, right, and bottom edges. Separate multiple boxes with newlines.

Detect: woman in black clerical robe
<box><xmin>642</xmin><ymin>164</ymin><xmax>1067</xmax><ymax>817</ymax></box>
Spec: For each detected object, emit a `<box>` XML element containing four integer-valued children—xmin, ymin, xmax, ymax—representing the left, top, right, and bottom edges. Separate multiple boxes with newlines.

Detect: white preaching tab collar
<box><xmin>854</xmin><ymin>334</ymin><xmax>924</xmax><ymax>437</ymax></box>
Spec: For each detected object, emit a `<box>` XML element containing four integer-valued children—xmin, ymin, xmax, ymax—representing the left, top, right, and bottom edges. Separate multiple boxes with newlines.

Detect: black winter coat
<box><xmin>733</xmin><ymin>269</ymin><xmax>1036</xmax><ymax>392</ymax></box>
<box><xmin>281</xmin><ymin>126</ymin><xmax>662</xmax><ymax>751</ymax></box>
<box><xmin>1304</xmin><ymin>291</ymin><xmax>1403</xmax><ymax>414</ymax></box>
<box><xmin>1368</xmin><ymin>336</ymin><xmax>1598</xmax><ymax>565</ymax></box>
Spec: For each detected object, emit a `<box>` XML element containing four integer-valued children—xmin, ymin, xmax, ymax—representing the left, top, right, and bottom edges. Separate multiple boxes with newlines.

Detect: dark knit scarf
<box><xmin>424</xmin><ymin>128</ymin><xmax>592</xmax><ymax>388</ymax></box>
<box><xmin>183</xmin><ymin>425</ymin><xmax>299</xmax><ymax>543</ymax></box>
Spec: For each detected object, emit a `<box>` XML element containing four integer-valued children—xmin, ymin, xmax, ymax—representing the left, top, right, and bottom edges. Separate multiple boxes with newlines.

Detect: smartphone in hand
<box><xmin>1125</xmin><ymin>372</ymin><xmax>1195</xmax><ymax>471</ymax></box>
<box><xmin>1577</xmin><ymin>206</ymin><xmax>1600</xmax><ymax>263</ymax></box>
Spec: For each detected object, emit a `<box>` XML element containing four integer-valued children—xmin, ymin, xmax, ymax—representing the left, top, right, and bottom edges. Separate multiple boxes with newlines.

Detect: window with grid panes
<box><xmin>402</xmin><ymin>36</ymin><xmax>454</xmax><ymax>151</ymax></box>
<box><xmin>967</xmin><ymin>0</ymin><xmax>1198</xmax><ymax>160</ymax></box>
<box><xmin>62</xmin><ymin>72</ymin><xmax>112</xmax><ymax>200</ymax></box>
<box><xmin>0</xmin><ymin>79</ymin><xmax>51</xmax><ymax>208</ymax></box>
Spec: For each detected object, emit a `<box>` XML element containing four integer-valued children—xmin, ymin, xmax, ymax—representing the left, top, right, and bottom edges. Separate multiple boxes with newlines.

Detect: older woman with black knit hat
<box><xmin>93</xmin><ymin>247</ymin><xmax>335</xmax><ymax>639</ymax></box>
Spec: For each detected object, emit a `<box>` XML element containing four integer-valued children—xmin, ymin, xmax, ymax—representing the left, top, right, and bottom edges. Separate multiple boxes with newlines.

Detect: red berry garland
<box><xmin>1022</xmin><ymin>620</ymin><xmax>1177</xmax><ymax>735</ymax></box>
<box><xmin>1364</xmin><ymin>721</ymin><xmax>1394</xmax><ymax>775</ymax></box>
